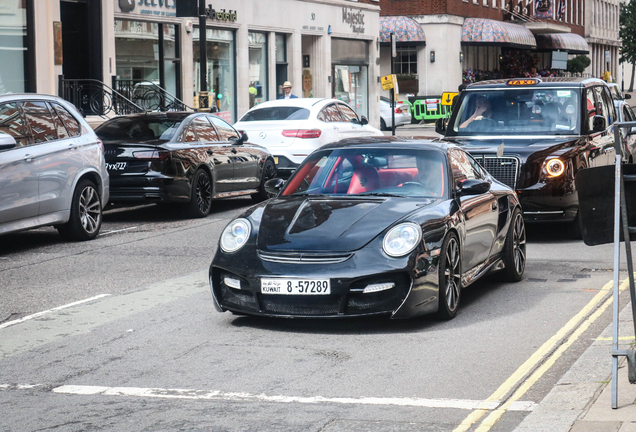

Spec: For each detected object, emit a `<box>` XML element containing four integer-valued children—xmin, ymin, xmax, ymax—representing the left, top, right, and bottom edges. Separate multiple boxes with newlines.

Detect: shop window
<box><xmin>248</xmin><ymin>32</ymin><xmax>268</xmax><ymax>107</ymax></box>
<box><xmin>333</xmin><ymin>65</ymin><xmax>368</xmax><ymax>117</ymax></box>
<box><xmin>395</xmin><ymin>47</ymin><xmax>417</xmax><ymax>75</ymax></box>
<box><xmin>193</xmin><ymin>28</ymin><xmax>236</xmax><ymax>123</ymax></box>
<box><xmin>0</xmin><ymin>1</ymin><xmax>32</xmax><ymax>93</ymax></box>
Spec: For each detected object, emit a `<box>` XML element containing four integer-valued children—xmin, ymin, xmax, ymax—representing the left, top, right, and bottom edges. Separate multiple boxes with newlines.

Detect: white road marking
<box><xmin>99</xmin><ymin>226</ymin><xmax>138</xmax><ymax>236</ymax></box>
<box><xmin>0</xmin><ymin>294</ymin><xmax>111</xmax><ymax>330</ymax></box>
<box><xmin>48</xmin><ymin>385</ymin><xmax>536</xmax><ymax>412</ymax></box>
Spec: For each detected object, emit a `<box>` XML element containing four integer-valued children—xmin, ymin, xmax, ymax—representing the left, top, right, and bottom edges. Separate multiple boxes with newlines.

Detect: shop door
<box><xmin>331</xmin><ymin>65</ymin><xmax>368</xmax><ymax>117</ymax></box>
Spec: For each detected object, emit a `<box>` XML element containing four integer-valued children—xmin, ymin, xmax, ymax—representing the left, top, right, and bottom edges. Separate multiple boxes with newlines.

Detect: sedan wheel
<box><xmin>501</xmin><ymin>208</ymin><xmax>526</xmax><ymax>282</ymax></box>
<box><xmin>252</xmin><ymin>158</ymin><xmax>277</xmax><ymax>202</ymax></box>
<box><xmin>187</xmin><ymin>169</ymin><xmax>212</xmax><ymax>218</ymax></box>
<box><xmin>437</xmin><ymin>232</ymin><xmax>461</xmax><ymax>320</ymax></box>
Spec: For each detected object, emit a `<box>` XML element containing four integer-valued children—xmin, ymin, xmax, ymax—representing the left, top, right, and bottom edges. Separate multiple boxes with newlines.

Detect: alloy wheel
<box><xmin>196</xmin><ymin>172</ymin><xmax>212</xmax><ymax>214</ymax></box>
<box><xmin>79</xmin><ymin>185</ymin><xmax>101</xmax><ymax>235</ymax></box>
<box><xmin>512</xmin><ymin>212</ymin><xmax>526</xmax><ymax>275</ymax></box>
<box><xmin>444</xmin><ymin>237</ymin><xmax>461</xmax><ymax>312</ymax></box>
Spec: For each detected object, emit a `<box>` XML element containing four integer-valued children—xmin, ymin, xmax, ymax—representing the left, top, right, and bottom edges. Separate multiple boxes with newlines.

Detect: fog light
<box><xmin>224</xmin><ymin>276</ymin><xmax>241</xmax><ymax>290</ymax></box>
<box><xmin>363</xmin><ymin>282</ymin><xmax>395</xmax><ymax>293</ymax></box>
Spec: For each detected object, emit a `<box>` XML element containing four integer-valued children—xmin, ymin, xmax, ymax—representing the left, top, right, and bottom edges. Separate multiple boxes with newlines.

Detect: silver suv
<box><xmin>0</xmin><ymin>94</ymin><xmax>109</xmax><ymax>240</ymax></box>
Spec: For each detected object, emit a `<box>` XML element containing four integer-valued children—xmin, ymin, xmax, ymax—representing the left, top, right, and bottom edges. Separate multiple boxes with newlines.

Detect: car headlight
<box><xmin>383</xmin><ymin>222</ymin><xmax>422</xmax><ymax>257</ymax></box>
<box><xmin>544</xmin><ymin>158</ymin><xmax>565</xmax><ymax>177</ymax></box>
<box><xmin>220</xmin><ymin>218</ymin><xmax>251</xmax><ymax>253</ymax></box>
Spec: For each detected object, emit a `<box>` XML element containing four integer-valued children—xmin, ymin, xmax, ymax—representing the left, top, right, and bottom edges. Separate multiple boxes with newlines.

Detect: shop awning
<box><xmin>379</xmin><ymin>16</ymin><xmax>426</xmax><ymax>46</ymax></box>
<box><xmin>461</xmin><ymin>18</ymin><xmax>536</xmax><ymax>49</ymax></box>
<box><xmin>535</xmin><ymin>33</ymin><xmax>589</xmax><ymax>54</ymax></box>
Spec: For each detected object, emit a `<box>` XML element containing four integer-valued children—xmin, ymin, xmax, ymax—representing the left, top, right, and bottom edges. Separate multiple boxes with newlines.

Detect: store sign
<box><xmin>342</xmin><ymin>8</ymin><xmax>365</xmax><ymax>34</ymax></box>
<box><xmin>118</xmin><ymin>0</ymin><xmax>177</xmax><ymax>17</ymax></box>
<box><xmin>205</xmin><ymin>5</ymin><xmax>238</xmax><ymax>21</ymax></box>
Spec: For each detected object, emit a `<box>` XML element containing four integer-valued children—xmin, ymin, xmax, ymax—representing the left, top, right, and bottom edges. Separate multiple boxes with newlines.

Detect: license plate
<box><xmin>273</xmin><ymin>157</ymin><xmax>279</xmax><ymax>164</ymax></box>
<box><xmin>261</xmin><ymin>278</ymin><xmax>330</xmax><ymax>295</ymax></box>
<box><xmin>106</xmin><ymin>162</ymin><xmax>127</xmax><ymax>171</ymax></box>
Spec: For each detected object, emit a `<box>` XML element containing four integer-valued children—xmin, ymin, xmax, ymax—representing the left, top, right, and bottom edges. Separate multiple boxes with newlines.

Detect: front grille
<box><xmin>475</xmin><ymin>156</ymin><xmax>519</xmax><ymax>189</ymax></box>
<box><xmin>258</xmin><ymin>251</ymin><xmax>353</xmax><ymax>264</ymax></box>
<box><xmin>260</xmin><ymin>295</ymin><xmax>342</xmax><ymax>315</ymax></box>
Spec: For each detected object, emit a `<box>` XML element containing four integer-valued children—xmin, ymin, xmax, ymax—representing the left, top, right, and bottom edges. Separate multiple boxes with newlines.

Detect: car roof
<box><xmin>100</xmin><ymin>111</ymin><xmax>194</xmax><ymax>122</ymax></box>
<box><xmin>0</xmin><ymin>93</ymin><xmax>67</xmax><ymax>102</ymax></box>
<box><xmin>319</xmin><ymin>136</ymin><xmax>457</xmax><ymax>152</ymax></box>
<box><xmin>243</xmin><ymin>98</ymin><xmax>333</xmax><ymax>110</ymax></box>
<box><xmin>465</xmin><ymin>77</ymin><xmax>607</xmax><ymax>90</ymax></box>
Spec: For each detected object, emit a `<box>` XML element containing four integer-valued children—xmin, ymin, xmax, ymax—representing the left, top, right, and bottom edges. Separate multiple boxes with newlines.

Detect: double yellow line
<box><xmin>453</xmin><ymin>277</ymin><xmax>631</xmax><ymax>432</ymax></box>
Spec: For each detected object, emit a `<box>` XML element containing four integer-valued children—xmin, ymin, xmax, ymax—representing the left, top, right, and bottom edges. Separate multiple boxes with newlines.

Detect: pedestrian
<box><xmin>279</xmin><ymin>81</ymin><xmax>298</xmax><ymax>99</ymax></box>
<box><xmin>249</xmin><ymin>82</ymin><xmax>257</xmax><ymax>108</ymax></box>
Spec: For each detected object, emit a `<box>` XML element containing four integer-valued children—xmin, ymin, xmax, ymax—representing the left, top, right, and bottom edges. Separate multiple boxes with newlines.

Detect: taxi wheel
<box><xmin>437</xmin><ymin>232</ymin><xmax>461</xmax><ymax>320</ymax></box>
<box><xmin>57</xmin><ymin>179</ymin><xmax>102</xmax><ymax>241</ymax></box>
<box><xmin>500</xmin><ymin>208</ymin><xmax>526</xmax><ymax>282</ymax></box>
<box><xmin>568</xmin><ymin>211</ymin><xmax>583</xmax><ymax>240</ymax></box>
<box><xmin>186</xmin><ymin>169</ymin><xmax>212</xmax><ymax>218</ymax></box>
<box><xmin>252</xmin><ymin>159</ymin><xmax>277</xmax><ymax>202</ymax></box>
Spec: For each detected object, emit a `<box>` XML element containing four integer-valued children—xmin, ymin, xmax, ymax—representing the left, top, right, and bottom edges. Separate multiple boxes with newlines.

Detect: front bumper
<box><xmin>517</xmin><ymin>179</ymin><xmax>578</xmax><ymax>223</ymax></box>
<box><xmin>210</xmin><ymin>244</ymin><xmax>440</xmax><ymax>319</ymax></box>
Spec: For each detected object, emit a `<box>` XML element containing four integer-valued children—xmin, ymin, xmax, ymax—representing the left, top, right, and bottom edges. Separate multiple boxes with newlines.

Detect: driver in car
<box><xmin>460</xmin><ymin>96</ymin><xmax>492</xmax><ymax>129</ymax></box>
<box><xmin>414</xmin><ymin>155</ymin><xmax>444</xmax><ymax>197</ymax></box>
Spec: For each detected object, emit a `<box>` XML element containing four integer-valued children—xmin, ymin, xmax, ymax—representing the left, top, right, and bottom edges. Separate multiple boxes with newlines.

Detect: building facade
<box><xmin>584</xmin><ymin>0</ymin><xmax>621</xmax><ymax>80</ymax></box>
<box><xmin>0</xmin><ymin>0</ymin><xmax>381</xmax><ymax>126</ymax></box>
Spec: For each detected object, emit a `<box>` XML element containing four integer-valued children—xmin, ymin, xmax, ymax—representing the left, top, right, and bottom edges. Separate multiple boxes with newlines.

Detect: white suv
<box><xmin>0</xmin><ymin>94</ymin><xmax>109</xmax><ymax>240</ymax></box>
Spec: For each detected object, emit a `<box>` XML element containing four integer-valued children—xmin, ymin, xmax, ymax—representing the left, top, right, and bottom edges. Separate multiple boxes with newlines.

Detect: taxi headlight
<box><xmin>544</xmin><ymin>158</ymin><xmax>565</xmax><ymax>177</ymax></box>
<box><xmin>383</xmin><ymin>222</ymin><xmax>422</xmax><ymax>257</ymax></box>
<box><xmin>220</xmin><ymin>218</ymin><xmax>251</xmax><ymax>253</ymax></box>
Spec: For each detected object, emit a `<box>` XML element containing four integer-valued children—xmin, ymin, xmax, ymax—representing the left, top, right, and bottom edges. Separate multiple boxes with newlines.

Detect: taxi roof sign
<box><xmin>507</xmin><ymin>79</ymin><xmax>541</xmax><ymax>86</ymax></box>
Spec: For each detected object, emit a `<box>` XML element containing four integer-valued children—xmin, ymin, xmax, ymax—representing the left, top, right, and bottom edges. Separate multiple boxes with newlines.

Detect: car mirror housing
<box><xmin>435</xmin><ymin>118</ymin><xmax>447</xmax><ymax>135</ymax></box>
<box><xmin>625</xmin><ymin>94</ymin><xmax>632</xmax><ymax>100</ymax></box>
<box><xmin>0</xmin><ymin>133</ymin><xmax>17</xmax><ymax>150</ymax></box>
<box><xmin>360</xmin><ymin>116</ymin><xmax>369</xmax><ymax>126</ymax></box>
<box><xmin>592</xmin><ymin>115</ymin><xmax>607</xmax><ymax>132</ymax></box>
<box><xmin>457</xmin><ymin>179</ymin><xmax>491</xmax><ymax>196</ymax></box>
<box><xmin>264</xmin><ymin>178</ymin><xmax>285</xmax><ymax>196</ymax></box>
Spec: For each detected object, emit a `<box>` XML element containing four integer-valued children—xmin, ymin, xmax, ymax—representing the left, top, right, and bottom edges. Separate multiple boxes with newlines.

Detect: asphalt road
<box><xmin>0</xmin><ymin>197</ymin><xmax>631</xmax><ymax>432</ymax></box>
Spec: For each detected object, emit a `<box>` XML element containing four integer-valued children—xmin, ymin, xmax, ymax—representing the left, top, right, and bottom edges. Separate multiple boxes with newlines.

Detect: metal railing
<box><xmin>58</xmin><ymin>76</ymin><xmax>144</xmax><ymax>117</ymax></box>
<box><xmin>112</xmin><ymin>79</ymin><xmax>193</xmax><ymax>112</ymax></box>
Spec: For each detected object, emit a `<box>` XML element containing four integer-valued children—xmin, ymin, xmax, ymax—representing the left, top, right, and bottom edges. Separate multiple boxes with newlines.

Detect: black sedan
<box><xmin>95</xmin><ymin>112</ymin><xmax>277</xmax><ymax>217</ymax></box>
<box><xmin>437</xmin><ymin>77</ymin><xmax>626</xmax><ymax>236</ymax></box>
<box><xmin>209</xmin><ymin>138</ymin><xmax>525</xmax><ymax>320</ymax></box>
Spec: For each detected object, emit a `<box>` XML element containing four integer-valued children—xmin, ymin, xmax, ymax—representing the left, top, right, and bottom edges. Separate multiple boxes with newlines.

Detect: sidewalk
<box><xmin>514</xmin><ymin>303</ymin><xmax>636</xmax><ymax>432</ymax></box>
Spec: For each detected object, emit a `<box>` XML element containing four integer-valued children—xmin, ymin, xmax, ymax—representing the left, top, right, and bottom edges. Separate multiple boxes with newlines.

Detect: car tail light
<box><xmin>96</xmin><ymin>138</ymin><xmax>104</xmax><ymax>153</ymax></box>
<box><xmin>282</xmin><ymin>129</ymin><xmax>322</xmax><ymax>139</ymax></box>
<box><xmin>132</xmin><ymin>150</ymin><xmax>170</xmax><ymax>160</ymax></box>
<box><xmin>394</xmin><ymin>107</ymin><xmax>403</xmax><ymax>114</ymax></box>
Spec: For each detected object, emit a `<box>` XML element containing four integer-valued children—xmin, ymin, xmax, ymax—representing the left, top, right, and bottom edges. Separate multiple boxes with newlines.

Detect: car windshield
<box><xmin>96</xmin><ymin>117</ymin><xmax>182</xmax><ymax>142</ymax></box>
<box><xmin>450</xmin><ymin>88</ymin><xmax>582</xmax><ymax>136</ymax></box>
<box><xmin>239</xmin><ymin>107</ymin><xmax>311</xmax><ymax>121</ymax></box>
<box><xmin>282</xmin><ymin>148</ymin><xmax>447</xmax><ymax>199</ymax></box>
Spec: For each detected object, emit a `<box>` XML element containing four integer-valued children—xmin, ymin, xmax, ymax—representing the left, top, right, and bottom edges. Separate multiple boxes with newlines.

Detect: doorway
<box><xmin>60</xmin><ymin>0</ymin><xmax>103</xmax><ymax>81</ymax></box>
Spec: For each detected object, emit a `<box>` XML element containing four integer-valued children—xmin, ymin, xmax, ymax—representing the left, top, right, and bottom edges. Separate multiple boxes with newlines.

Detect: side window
<box><xmin>585</xmin><ymin>88</ymin><xmax>596</xmax><ymax>131</ymax></box>
<box><xmin>318</xmin><ymin>104</ymin><xmax>345</xmax><ymax>123</ymax></box>
<box><xmin>601</xmin><ymin>87</ymin><xmax>616</xmax><ymax>124</ymax></box>
<box><xmin>22</xmin><ymin>101</ymin><xmax>58</xmax><ymax>143</ymax></box>
<box><xmin>51</xmin><ymin>103</ymin><xmax>81</xmax><ymax>136</ymax></box>
<box><xmin>209</xmin><ymin>116</ymin><xmax>240</xmax><ymax>141</ymax></box>
<box><xmin>0</xmin><ymin>102</ymin><xmax>29</xmax><ymax>147</ymax></box>
<box><xmin>594</xmin><ymin>87</ymin><xmax>610</xmax><ymax>127</ymax></box>
<box><xmin>449</xmin><ymin>148</ymin><xmax>478</xmax><ymax>187</ymax></box>
<box><xmin>624</xmin><ymin>106</ymin><xmax>636</xmax><ymax>122</ymax></box>
<box><xmin>467</xmin><ymin>153</ymin><xmax>486</xmax><ymax>180</ymax></box>
<box><xmin>337</xmin><ymin>104</ymin><xmax>359</xmax><ymax>123</ymax></box>
<box><xmin>47</xmin><ymin>102</ymin><xmax>68</xmax><ymax>140</ymax></box>
<box><xmin>193</xmin><ymin>117</ymin><xmax>218</xmax><ymax>142</ymax></box>
<box><xmin>183</xmin><ymin>125</ymin><xmax>197</xmax><ymax>143</ymax></box>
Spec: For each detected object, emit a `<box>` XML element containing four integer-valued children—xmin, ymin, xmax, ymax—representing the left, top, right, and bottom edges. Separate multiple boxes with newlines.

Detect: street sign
<box><xmin>441</xmin><ymin>92</ymin><xmax>459</xmax><ymax>106</ymax></box>
<box><xmin>381</xmin><ymin>75</ymin><xmax>395</xmax><ymax>91</ymax></box>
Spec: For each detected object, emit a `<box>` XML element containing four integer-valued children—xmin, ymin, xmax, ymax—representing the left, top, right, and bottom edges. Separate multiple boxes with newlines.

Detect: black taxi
<box><xmin>436</xmin><ymin>77</ymin><xmax>628</xmax><ymax>236</ymax></box>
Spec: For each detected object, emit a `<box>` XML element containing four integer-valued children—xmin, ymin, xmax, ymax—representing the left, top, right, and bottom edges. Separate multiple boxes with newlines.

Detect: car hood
<box><xmin>256</xmin><ymin>196</ymin><xmax>438</xmax><ymax>252</ymax></box>
<box><xmin>443</xmin><ymin>137</ymin><xmax>581</xmax><ymax>158</ymax></box>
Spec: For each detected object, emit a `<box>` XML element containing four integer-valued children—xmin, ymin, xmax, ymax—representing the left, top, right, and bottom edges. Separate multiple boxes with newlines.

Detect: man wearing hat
<box><xmin>279</xmin><ymin>81</ymin><xmax>298</xmax><ymax>99</ymax></box>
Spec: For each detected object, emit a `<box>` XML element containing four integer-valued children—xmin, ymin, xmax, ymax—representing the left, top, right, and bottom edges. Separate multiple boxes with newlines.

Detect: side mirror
<box><xmin>264</xmin><ymin>178</ymin><xmax>285</xmax><ymax>196</ymax></box>
<box><xmin>0</xmin><ymin>134</ymin><xmax>17</xmax><ymax>150</ymax></box>
<box><xmin>360</xmin><ymin>116</ymin><xmax>369</xmax><ymax>126</ymax></box>
<box><xmin>457</xmin><ymin>179</ymin><xmax>491</xmax><ymax>196</ymax></box>
<box><xmin>592</xmin><ymin>115</ymin><xmax>607</xmax><ymax>132</ymax></box>
<box><xmin>435</xmin><ymin>118</ymin><xmax>447</xmax><ymax>135</ymax></box>
<box><xmin>235</xmin><ymin>131</ymin><xmax>248</xmax><ymax>145</ymax></box>
<box><xmin>625</xmin><ymin>94</ymin><xmax>632</xmax><ymax>100</ymax></box>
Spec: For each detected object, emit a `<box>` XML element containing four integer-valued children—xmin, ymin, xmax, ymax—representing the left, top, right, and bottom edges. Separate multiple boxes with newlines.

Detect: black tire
<box><xmin>500</xmin><ymin>208</ymin><xmax>526</xmax><ymax>282</ymax></box>
<box><xmin>57</xmin><ymin>179</ymin><xmax>102</xmax><ymax>241</ymax></box>
<box><xmin>186</xmin><ymin>169</ymin><xmax>212</xmax><ymax>218</ymax></box>
<box><xmin>568</xmin><ymin>210</ymin><xmax>583</xmax><ymax>240</ymax></box>
<box><xmin>437</xmin><ymin>232</ymin><xmax>462</xmax><ymax>320</ymax></box>
<box><xmin>380</xmin><ymin>119</ymin><xmax>387</xmax><ymax>131</ymax></box>
<box><xmin>252</xmin><ymin>158</ymin><xmax>277</xmax><ymax>202</ymax></box>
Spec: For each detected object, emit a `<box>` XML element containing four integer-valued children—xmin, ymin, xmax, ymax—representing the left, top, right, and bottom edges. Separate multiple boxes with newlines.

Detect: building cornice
<box><xmin>408</xmin><ymin>15</ymin><xmax>465</xmax><ymax>25</ymax></box>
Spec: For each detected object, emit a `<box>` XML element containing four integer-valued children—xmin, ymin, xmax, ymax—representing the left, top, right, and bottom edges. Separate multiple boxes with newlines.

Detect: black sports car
<box><xmin>209</xmin><ymin>138</ymin><xmax>525</xmax><ymax>319</ymax></box>
<box><xmin>95</xmin><ymin>112</ymin><xmax>276</xmax><ymax>217</ymax></box>
<box><xmin>437</xmin><ymin>77</ymin><xmax>628</xmax><ymax>236</ymax></box>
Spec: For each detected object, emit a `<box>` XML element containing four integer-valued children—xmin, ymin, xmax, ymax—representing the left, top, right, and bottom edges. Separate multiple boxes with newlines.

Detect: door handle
<box><xmin>68</xmin><ymin>143</ymin><xmax>79</xmax><ymax>150</ymax></box>
<box><xmin>23</xmin><ymin>154</ymin><xmax>34</xmax><ymax>162</ymax></box>
<box><xmin>491</xmin><ymin>202</ymin><xmax>498</xmax><ymax>211</ymax></box>
<box><xmin>333</xmin><ymin>127</ymin><xmax>339</xmax><ymax>131</ymax></box>
<box><xmin>207</xmin><ymin>149</ymin><xmax>214</xmax><ymax>155</ymax></box>
<box><xmin>231</xmin><ymin>148</ymin><xmax>237</xmax><ymax>154</ymax></box>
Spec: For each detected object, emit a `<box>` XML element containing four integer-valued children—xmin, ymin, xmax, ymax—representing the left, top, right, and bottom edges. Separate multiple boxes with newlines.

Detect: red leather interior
<box><xmin>347</xmin><ymin>166</ymin><xmax>381</xmax><ymax>194</ymax></box>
